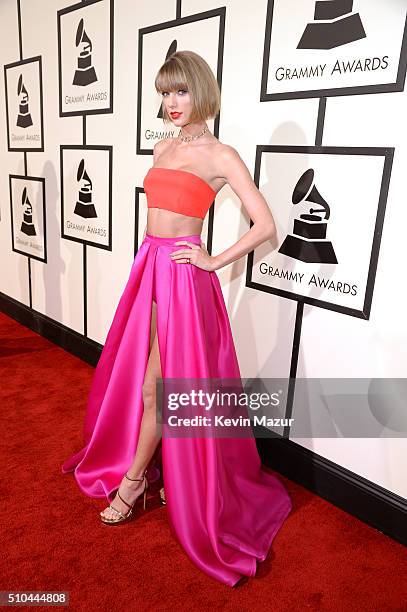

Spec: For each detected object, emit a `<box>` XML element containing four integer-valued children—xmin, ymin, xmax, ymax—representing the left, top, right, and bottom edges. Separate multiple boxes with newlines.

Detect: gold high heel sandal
<box><xmin>159</xmin><ymin>487</ymin><xmax>166</xmax><ymax>506</ymax></box>
<box><xmin>100</xmin><ymin>470</ymin><xmax>148</xmax><ymax>525</ymax></box>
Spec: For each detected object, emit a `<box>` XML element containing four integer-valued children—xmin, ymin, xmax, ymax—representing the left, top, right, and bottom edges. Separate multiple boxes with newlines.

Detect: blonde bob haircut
<box><xmin>155</xmin><ymin>50</ymin><xmax>221</xmax><ymax>125</ymax></box>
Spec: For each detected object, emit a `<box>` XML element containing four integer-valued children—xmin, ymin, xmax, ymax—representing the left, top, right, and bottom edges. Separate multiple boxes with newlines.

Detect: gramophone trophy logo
<box><xmin>247</xmin><ymin>145</ymin><xmax>394</xmax><ymax>318</ymax></box>
<box><xmin>60</xmin><ymin>145</ymin><xmax>112</xmax><ymax>250</ymax></box>
<box><xmin>4</xmin><ymin>56</ymin><xmax>44</xmax><ymax>151</ymax></box>
<box><xmin>16</xmin><ymin>75</ymin><xmax>33</xmax><ymax>128</ymax></box>
<box><xmin>74</xmin><ymin>159</ymin><xmax>97</xmax><ymax>218</ymax></box>
<box><xmin>72</xmin><ymin>19</ymin><xmax>98</xmax><ymax>86</ymax></box>
<box><xmin>9</xmin><ymin>175</ymin><xmax>46</xmax><ymax>261</ymax></box>
<box><xmin>261</xmin><ymin>0</ymin><xmax>407</xmax><ymax>99</ymax></box>
<box><xmin>278</xmin><ymin>169</ymin><xmax>338</xmax><ymax>264</ymax></box>
<box><xmin>20</xmin><ymin>187</ymin><xmax>37</xmax><ymax>236</ymax></box>
<box><xmin>57</xmin><ymin>0</ymin><xmax>113</xmax><ymax>115</ymax></box>
<box><xmin>297</xmin><ymin>0</ymin><xmax>366</xmax><ymax>50</ymax></box>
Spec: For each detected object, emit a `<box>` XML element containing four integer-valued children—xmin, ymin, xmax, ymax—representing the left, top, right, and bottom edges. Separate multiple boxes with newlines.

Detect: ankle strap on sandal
<box><xmin>125</xmin><ymin>469</ymin><xmax>147</xmax><ymax>482</ymax></box>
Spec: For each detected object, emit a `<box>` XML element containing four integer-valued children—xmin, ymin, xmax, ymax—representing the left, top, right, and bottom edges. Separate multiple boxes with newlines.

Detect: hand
<box><xmin>170</xmin><ymin>240</ymin><xmax>217</xmax><ymax>271</ymax></box>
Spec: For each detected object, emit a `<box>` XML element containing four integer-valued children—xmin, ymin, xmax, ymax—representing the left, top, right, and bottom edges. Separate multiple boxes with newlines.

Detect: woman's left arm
<box><xmin>171</xmin><ymin>145</ymin><xmax>276</xmax><ymax>271</ymax></box>
<box><xmin>210</xmin><ymin>145</ymin><xmax>276</xmax><ymax>271</ymax></box>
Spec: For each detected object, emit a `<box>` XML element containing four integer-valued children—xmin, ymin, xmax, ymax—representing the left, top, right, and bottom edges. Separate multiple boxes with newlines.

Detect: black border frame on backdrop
<box><xmin>57</xmin><ymin>0</ymin><xmax>114</xmax><ymax>117</ymax></box>
<box><xmin>3</xmin><ymin>56</ymin><xmax>45</xmax><ymax>152</ymax></box>
<box><xmin>134</xmin><ymin>186</ymin><xmax>144</xmax><ymax>258</ymax></box>
<box><xmin>60</xmin><ymin>144</ymin><xmax>113</xmax><ymax>251</ymax></box>
<box><xmin>261</xmin><ymin>0</ymin><xmax>407</xmax><ymax>101</ymax></box>
<box><xmin>246</xmin><ymin>144</ymin><xmax>394</xmax><ymax>320</ymax></box>
<box><xmin>9</xmin><ymin>174</ymin><xmax>47</xmax><ymax>264</ymax></box>
<box><xmin>136</xmin><ymin>7</ymin><xmax>225</xmax><ymax>154</ymax></box>
<box><xmin>136</xmin><ymin>7</ymin><xmax>226</xmax><ymax>256</ymax></box>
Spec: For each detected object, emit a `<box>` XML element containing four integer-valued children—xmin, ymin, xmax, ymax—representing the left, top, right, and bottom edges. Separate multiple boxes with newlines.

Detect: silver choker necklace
<box><xmin>178</xmin><ymin>125</ymin><xmax>208</xmax><ymax>142</ymax></box>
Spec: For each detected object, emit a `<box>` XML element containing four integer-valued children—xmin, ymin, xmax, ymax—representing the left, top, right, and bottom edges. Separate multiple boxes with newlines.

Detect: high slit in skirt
<box><xmin>61</xmin><ymin>232</ymin><xmax>292</xmax><ymax>586</ymax></box>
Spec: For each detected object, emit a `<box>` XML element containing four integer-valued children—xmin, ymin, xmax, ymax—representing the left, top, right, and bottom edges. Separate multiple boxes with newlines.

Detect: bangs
<box><xmin>155</xmin><ymin>64</ymin><xmax>189</xmax><ymax>93</ymax></box>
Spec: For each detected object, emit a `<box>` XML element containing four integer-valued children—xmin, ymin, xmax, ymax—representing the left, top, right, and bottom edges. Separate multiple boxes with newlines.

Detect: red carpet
<box><xmin>1</xmin><ymin>310</ymin><xmax>406</xmax><ymax>611</ymax></box>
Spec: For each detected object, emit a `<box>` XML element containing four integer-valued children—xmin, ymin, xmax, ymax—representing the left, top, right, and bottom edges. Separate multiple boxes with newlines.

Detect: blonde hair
<box><xmin>155</xmin><ymin>50</ymin><xmax>221</xmax><ymax>125</ymax></box>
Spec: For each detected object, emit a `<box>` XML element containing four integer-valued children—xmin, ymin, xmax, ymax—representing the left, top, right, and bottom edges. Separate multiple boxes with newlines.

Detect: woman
<box><xmin>62</xmin><ymin>50</ymin><xmax>292</xmax><ymax>587</ymax></box>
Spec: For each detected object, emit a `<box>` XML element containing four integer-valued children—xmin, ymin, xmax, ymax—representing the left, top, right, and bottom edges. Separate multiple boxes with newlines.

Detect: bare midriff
<box><xmin>146</xmin><ymin>208</ymin><xmax>204</xmax><ymax>238</ymax></box>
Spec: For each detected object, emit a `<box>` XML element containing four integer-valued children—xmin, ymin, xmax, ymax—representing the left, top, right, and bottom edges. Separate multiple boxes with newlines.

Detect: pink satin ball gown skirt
<box><xmin>61</xmin><ymin>232</ymin><xmax>292</xmax><ymax>586</ymax></box>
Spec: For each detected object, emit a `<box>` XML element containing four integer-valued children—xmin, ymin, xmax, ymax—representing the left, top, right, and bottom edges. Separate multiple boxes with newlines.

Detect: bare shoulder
<box><xmin>212</xmin><ymin>142</ymin><xmax>246</xmax><ymax>180</ymax></box>
<box><xmin>153</xmin><ymin>137</ymin><xmax>171</xmax><ymax>154</ymax></box>
<box><xmin>204</xmin><ymin>140</ymin><xmax>239</xmax><ymax>164</ymax></box>
<box><xmin>153</xmin><ymin>138</ymin><xmax>172</xmax><ymax>162</ymax></box>
<box><xmin>210</xmin><ymin>141</ymin><xmax>241</xmax><ymax>165</ymax></box>
<box><xmin>218</xmin><ymin>142</ymin><xmax>241</xmax><ymax>162</ymax></box>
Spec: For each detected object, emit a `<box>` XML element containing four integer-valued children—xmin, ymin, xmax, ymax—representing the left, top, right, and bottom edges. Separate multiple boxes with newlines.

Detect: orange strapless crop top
<box><xmin>143</xmin><ymin>167</ymin><xmax>216</xmax><ymax>219</ymax></box>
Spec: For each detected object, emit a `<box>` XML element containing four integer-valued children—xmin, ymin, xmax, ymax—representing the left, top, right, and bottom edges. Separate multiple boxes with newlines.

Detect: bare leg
<box><xmin>100</xmin><ymin>299</ymin><xmax>162</xmax><ymax>519</ymax></box>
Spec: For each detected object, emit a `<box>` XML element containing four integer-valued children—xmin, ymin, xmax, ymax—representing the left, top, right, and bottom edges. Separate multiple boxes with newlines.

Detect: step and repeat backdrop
<box><xmin>1</xmin><ymin>0</ymin><xmax>406</xmax><ymax>497</ymax></box>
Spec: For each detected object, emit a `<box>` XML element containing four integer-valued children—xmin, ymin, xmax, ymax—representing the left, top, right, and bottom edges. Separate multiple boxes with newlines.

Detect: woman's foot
<box><xmin>159</xmin><ymin>486</ymin><xmax>166</xmax><ymax>505</ymax></box>
<box><xmin>100</xmin><ymin>473</ymin><xmax>146</xmax><ymax>521</ymax></box>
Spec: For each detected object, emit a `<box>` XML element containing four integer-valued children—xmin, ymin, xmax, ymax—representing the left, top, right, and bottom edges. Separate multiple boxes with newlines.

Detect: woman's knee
<box><xmin>142</xmin><ymin>378</ymin><xmax>157</xmax><ymax>409</ymax></box>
